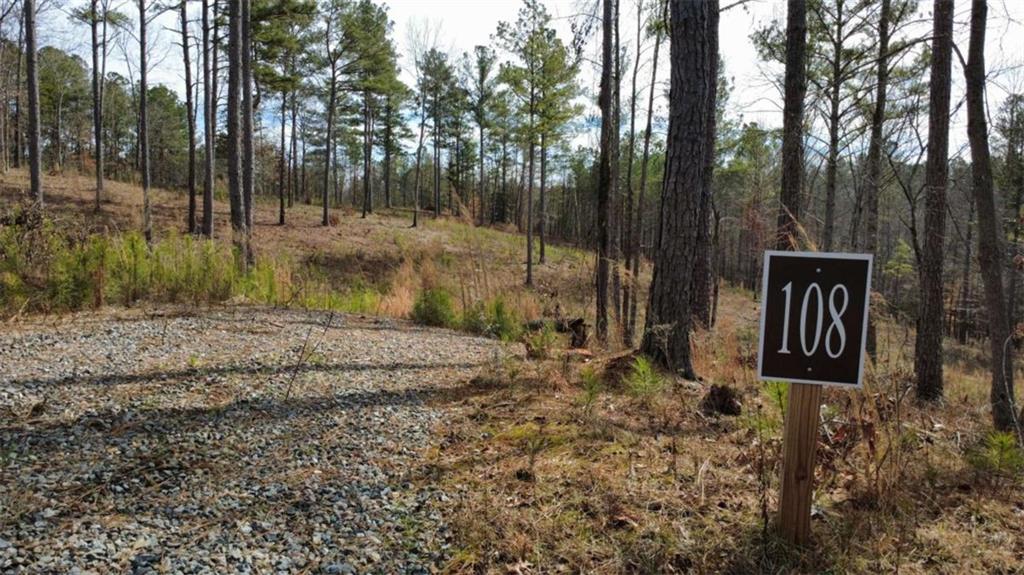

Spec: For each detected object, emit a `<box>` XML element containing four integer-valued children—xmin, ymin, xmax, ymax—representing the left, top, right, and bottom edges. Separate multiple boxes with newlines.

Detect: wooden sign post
<box><xmin>757</xmin><ymin>251</ymin><xmax>873</xmax><ymax>545</ymax></box>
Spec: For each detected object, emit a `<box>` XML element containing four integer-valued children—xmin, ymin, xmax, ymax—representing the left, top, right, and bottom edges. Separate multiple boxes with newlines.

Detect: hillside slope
<box><xmin>0</xmin><ymin>170</ymin><xmax>608</xmax><ymax>333</ymax></box>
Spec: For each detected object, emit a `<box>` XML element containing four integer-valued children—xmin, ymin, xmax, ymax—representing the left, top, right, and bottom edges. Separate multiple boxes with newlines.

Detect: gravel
<box><xmin>0</xmin><ymin>307</ymin><xmax>509</xmax><ymax>574</ymax></box>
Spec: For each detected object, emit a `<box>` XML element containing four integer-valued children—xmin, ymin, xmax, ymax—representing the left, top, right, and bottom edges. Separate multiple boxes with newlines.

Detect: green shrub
<box><xmin>625</xmin><ymin>356</ymin><xmax>666</xmax><ymax>397</ymax></box>
<box><xmin>487</xmin><ymin>297</ymin><xmax>521</xmax><ymax>341</ymax></box>
<box><xmin>460</xmin><ymin>297</ymin><xmax>522</xmax><ymax>341</ymax></box>
<box><xmin>578</xmin><ymin>366</ymin><xmax>603</xmax><ymax>418</ymax></box>
<box><xmin>460</xmin><ymin>301</ymin><xmax>489</xmax><ymax>334</ymax></box>
<box><xmin>412</xmin><ymin>287</ymin><xmax>455</xmax><ymax>327</ymax></box>
<box><xmin>524</xmin><ymin>322</ymin><xmax>557</xmax><ymax>360</ymax></box>
<box><xmin>966</xmin><ymin>431</ymin><xmax>1024</xmax><ymax>482</ymax></box>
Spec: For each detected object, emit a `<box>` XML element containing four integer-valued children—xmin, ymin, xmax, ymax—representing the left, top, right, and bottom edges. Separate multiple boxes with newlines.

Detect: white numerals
<box><xmin>778</xmin><ymin>281</ymin><xmax>849</xmax><ymax>358</ymax></box>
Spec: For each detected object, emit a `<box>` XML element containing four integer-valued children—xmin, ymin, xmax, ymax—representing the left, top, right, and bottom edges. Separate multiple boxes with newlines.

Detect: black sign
<box><xmin>758</xmin><ymin>251</ymin><xmax>873</xmax><ymax>387</ymax></box>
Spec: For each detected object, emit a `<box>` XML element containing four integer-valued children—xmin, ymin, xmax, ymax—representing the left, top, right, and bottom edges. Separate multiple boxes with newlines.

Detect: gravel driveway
<box><xmin>0</xmin><ymin>307</ymin><xmax>507</xmax><ymax>574</ymax></box>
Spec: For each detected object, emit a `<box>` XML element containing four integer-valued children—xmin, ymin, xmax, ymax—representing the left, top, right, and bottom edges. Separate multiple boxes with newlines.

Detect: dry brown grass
<box><xmin>430</xmin><ymin>287</ymin><xmax>1023</xmax><ymax>574</ymax></box>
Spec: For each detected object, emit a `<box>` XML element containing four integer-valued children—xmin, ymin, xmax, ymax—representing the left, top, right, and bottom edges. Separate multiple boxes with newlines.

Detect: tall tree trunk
<box><xmin>433</xmin><ymin>94</ymin><xmax>440</xmax><ymax>217</ymax></box>
<box><xmin>957</xmin><ymin>200</ymin><xmax>974</xmax><ymax>344</ymax></box>
<box><xmin>861</xmin><ymin>0</ymin><xmax>890</xmax><ymax>358</ymax></box>
<box><xmin>14</xmin><ymin>15</ymin><xmax>23</xmax><ymax>169</ymax></box>
<box><xmin>775</xmin><ymin>0</ymin><xmax>807</xmax><ymax>250</ymax></box>
<box><xmin>640</xmin><ymin>0</ymin><xmax>718</xmax><ymax>377</ymax></box>
<box><xmin>362</xmin><ymin>89</ymin><xmax>372</xmax><ymax>218</ymax></box>
<box><xmin>915</xmin><ymin>0</ymin><xmax>953</xmax><ymax>401</ymax></box>
<box><xmin>690</xmin><ymin>44</ymin><xmax>719</xmax><ymax>328</ymax></box>
<box><xmin>622</xmin><ymin>0</ymin><xmax>644</xmax><ymax>346</ymax></box>
<box><xmin>384</xmin><ymin>96</ymin><xmax>392</xmax><ymax>209</ymax></box>
<box><xmin>965</xmin><ymin>0</ymin><xmax>1018</xmax><ymax>434</ymax></box>
<box><xmin>201</xmin><ymin>0</ymin><xmax>214</xmax><ymax>237</ymax></box>
<box><xmin>278</xmin><ymin>90</ymin><xmax>287</xmax><ymax>225</ymax></box>
<box><xmin>478</xmin><ymin>119</ymin><xmax>485</xmax><ymax>225</ymax></box>
<box><xmin>25</xmin><ymin>0</ymin><xmax>41</xmax><ymax>205</ymax></box>
<box><xmin>1008</xmin><ymin>105</ymin><xmax>1024</xmax><ymax>328</ymax></box>
<box><xmin>413</xmin><ymin>95</ymin><xmax>426</xmax><ymax>228</ymax></box>
<box><xmin>596</xmin><ymin>0</ymin><xmax>615</xmax><ymax>342</ymax></box>
<box><xmin>181</xmin><ymin>0</ymin><xmax>197</xmax><ymax>234</ymax></box>
<box><xmin>610</xmin><ymin>0</ymin><xmax>622</xmax><ymax>328</ymax></box>
<box><xmin>627</xmin><ymin>4</ymin><xmax>664</xmax><ymax>347</ymax></box>
<box><xmin>290</xmin><ymin>85</ymin><xmax>299</xmax><ymax>209</ymax></box>
<box><xmin>539</xmin><ymin>132</ymin><xmax>546</xmax><ymax>265</ymax></box>
<box><xmin>526</xmin><ymin>104</ymin><xmax>535</xmax><ymax>286</ymax></box>
<box><xmin>226</xmin><ymin>0</ymin><xmax>245</xmax><ymax>250</ymax></box>
<box><xmin>240</xmin><ymin>0</ymin><xmax>254</xmax><ymax>250</ymax></box>
<box><xmin>91</xmin><ymin>0</ymin><xmax>104</xmax><ymax>209</ymax></box>
<box><xmin>322</xmin><ymin>62</ymin><xmax>336</xmax><ymax>226</ymax></box>
<box><xmin>139</xmin><ymin>0</ymin><xmax>152</xmax><ymax>243</ymax></box>
<box><xmin>821</xmin><ymin>0</ymin><xmax>844</xmax><ymax>251</ymax></box>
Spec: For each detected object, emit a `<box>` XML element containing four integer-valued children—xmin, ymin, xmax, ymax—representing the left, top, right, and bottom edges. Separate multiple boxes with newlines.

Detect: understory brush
<box><xmin>0</xmin><ymin>209</ymin><xmax>361</xmax><ymax>316</ymax></box>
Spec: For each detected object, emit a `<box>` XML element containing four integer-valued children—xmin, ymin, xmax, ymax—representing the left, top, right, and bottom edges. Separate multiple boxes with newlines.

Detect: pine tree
<box><xmin>915</xmin><ymin>0</ymin><xmax>954</xmax><ymax>401</ymax></box>
<box><xmin>138</xmin><ymin>0</ymin><xmax>152</xmax><ymax>244</ymax></box>
<box><xmin>640</xmin><ymin>0</ymin><xmax>718</xmax><ymax>376</ymax></box>
<box><xmin>964</xmin><ymin>0</ymin><xmax>1018</xmax><ymax>433</ymax></box>
<box><xmin>24</xmin><ymin>0</ymin><xmax>42</xmax><ymax>205</ymax></box>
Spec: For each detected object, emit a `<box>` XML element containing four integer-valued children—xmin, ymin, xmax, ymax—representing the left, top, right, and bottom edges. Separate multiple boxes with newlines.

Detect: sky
<box><xmin>31</xmin><ymin>0</ymin><xmax>1024</xmax><ymax>153</ymax></box>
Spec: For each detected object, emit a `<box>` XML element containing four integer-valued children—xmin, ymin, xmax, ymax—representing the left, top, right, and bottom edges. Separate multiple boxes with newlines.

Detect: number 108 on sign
<box><xmin>758</xmin><ymin>251</ymin><xmax>873</xmax><ymax>387</ymax></box>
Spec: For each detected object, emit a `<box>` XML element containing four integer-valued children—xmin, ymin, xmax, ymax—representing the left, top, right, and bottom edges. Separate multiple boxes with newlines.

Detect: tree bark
<box><xmin>384</xmin><ymin>96</ymin><xmax>393</xmax><ymax>209</ymax></box>
<box><xmin>226</xmin><ymin>0</ymin><xmax>246</xmax><ymax>250</ymax></box>
<box><xmin>240</xmin><ymin>0</ymin><xmax>254</xmax><ymax>249</ymax></box>
<box><xmin>861</xmin><ymin>0</ymin><xmax>890</xmax><ymax>358</ymax></box>
<box><xmin>622</xmin><ymin>0</ymin><xmax>643</xmax><ymax>346</ymax></box>
<box><xmin>322</xmin><ymin>56</ymin><xmax>336</xmax><ymax>226</ymax></box>
<box><xmin>362</xmin><ymin>89</ymin><xmax>373</xmax><ymax>218</ymax></box>
<box><xmin>139</xmin><ymin>0</ymin><xmax>152</xmax><ymax>244</ymax></box>
<box><xmin>413</xmin><ymin>95</ymin><xmax>426</xmax><ymax>227</ymax></box>
<box><xmin>91</xmin><ymin>0</ymin><xmax>104</xmax><ymax>210</ymax></box>
<box><xmin>690</xmin><ymin>46</ymin><xmax>718</xmax><ymax>329</ymax></box>
<box><xmin>478</xmin><ymin>116</ymin><xmax>485</xmax><ymax>225</ymax></box>
<box><xmin>181</xmin><ymin>0</ymin><xmax>197</xmax><ymax>234</ymax></box>
<box><xmin>915</xmin><ymin>0</ymin><xmax>953</xmax><ymax>401</ymax></box>
<box><xmin>775</xmin><ymin>0</ymin><xmax>807</xmax><ymax>250</ymax></box>
<box><xmin>201</xmin><ymin>0</ymin><xmax>214</xmax><ymax>237</ymax></box>
<box><xmin>290</xmin><ymin>84</ymin><xmax>299</xmax><ymax>209</ymax></box>
<box><xmin>25</xmin><ymin>0</ymin><xmax>41</xmax><ymax>205</ymax></box>
<box><xmin>278</xmin><ymin>90</ymin><xmax>287</xmax><ymax>225</ymax></box>
<box><xmin>640</xmin><ymin>0</ymin><xmax>718</xmax><ymax>377</ymax></box>
<box><xmin>627</xmin><ymin>4</ymin><xmax>664</xmax><ymax>347</ymax></box>
<box><xmin>965</xmin><ymin>0</ymin><xmax>1018</xmax><ymax>433</ymax></box>
<box><xmin>539</xmin><ymin>133</ymin><xmax>546</xmax><ymax>265</ymax></box>
<box><xmin>526</xmin><ymin>107</ymin><xmax>535</xmax><ymax>286</ymax></box>
<box><xmin>610</xmin><ymin>0</ymin><xmax>622</xmax><ymax>327</ymax></box>
<box><xmin>596</xmin><ymin>0</ymin><xmax>615</xmax><ymax>342</ymax></box>
<box><xmin>821</xmin><ymin>0</ymin><xmax>844</xmax><ymax>251</ymax></box>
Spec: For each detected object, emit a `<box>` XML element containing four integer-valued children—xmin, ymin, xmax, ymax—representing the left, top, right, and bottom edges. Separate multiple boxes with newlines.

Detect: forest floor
<box><xmin>1</xmin><ymin>173</ymin><xmax>1023</xmax><ymax>573</ymax></box>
